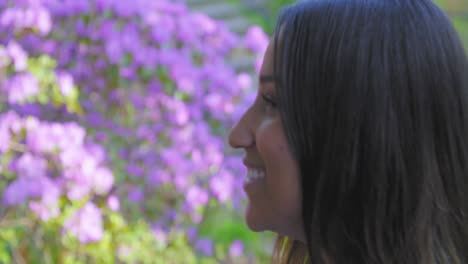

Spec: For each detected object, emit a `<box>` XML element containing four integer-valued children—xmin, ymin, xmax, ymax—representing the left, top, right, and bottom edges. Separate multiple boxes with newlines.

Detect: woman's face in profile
<box><xmin>229</xmin><ymin>40</ymin><xmax>305</xmax><ymax>241</ymax></box>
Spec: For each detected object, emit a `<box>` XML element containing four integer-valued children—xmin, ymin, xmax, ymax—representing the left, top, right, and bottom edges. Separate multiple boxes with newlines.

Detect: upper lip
<box><xmin>243</xmin><ymin>159</ymin><xmax>264</xmax><ymax>169</ymax></box>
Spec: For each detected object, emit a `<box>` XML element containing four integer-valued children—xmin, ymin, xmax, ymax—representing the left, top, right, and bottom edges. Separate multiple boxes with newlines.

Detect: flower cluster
<box><xmin>0</xmin><ymin>0</ymin><xmax>269</xmax><ymax>261</ymax></box>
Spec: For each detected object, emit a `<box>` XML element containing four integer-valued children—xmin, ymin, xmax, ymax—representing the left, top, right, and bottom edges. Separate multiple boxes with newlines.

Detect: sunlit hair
<box><xmin>272</xmin><ymin>235</ymin><xmax>311</xmax><ymax>264</ymax></box>
<box><xmin>271</xmin><ymin>0</ymin><xmax>468</xmax><ymax>263</ymax></box>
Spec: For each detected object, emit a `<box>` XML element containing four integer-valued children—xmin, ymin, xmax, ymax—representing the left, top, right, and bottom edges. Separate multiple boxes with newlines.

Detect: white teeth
<box><xmin>246</xmin><ymin>169</ymin><xmax>265</xmax><ymax>182</ymax></box>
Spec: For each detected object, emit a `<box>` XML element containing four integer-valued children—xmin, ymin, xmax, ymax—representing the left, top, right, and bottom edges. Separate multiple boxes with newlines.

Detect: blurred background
<box><xmin>0</xmin><ymin>0</ymin><xmax>466</xmax><ymax>263</ymax></box>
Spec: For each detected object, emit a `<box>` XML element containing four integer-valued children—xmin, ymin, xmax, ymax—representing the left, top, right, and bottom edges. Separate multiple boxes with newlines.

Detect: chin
<box><xmin>244</xmin><ymin>207</ymin><xmax>269</xmax><ymax>232</ymax></box>
<box><xmin>245</xmin><ymin>220</ymin><xmax>268</xmax><ymax>232</ymax></box>
<box><xmin>245</xmin><ymin>216</ymin><xmax>264</xmax><ymax>232</ymax></box>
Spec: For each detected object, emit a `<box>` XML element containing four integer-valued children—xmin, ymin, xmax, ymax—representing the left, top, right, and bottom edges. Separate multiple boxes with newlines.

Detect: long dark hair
<box><xmin>272</xmin><ymin>0</ymin><xmax>468</xmax><ymax>263</ymax></box>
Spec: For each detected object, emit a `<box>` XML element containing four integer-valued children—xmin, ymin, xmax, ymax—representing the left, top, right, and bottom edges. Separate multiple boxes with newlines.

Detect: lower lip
<box><xmin>243</xmin><ymin>176</ymin><xmax>265</xmax><ymax>191</ymax></box>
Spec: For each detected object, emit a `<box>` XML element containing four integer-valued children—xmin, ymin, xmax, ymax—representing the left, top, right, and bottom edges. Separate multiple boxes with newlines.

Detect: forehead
<box><xmin>260</xmin><ymin>40</ymin><xmax>276</xmax><ymax>76</ymax></box>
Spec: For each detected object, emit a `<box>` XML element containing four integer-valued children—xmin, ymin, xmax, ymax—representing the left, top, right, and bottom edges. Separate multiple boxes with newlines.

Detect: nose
<box><xmin>228</xmin><ymin>110</ymin><xmax>255</xmax><ymax>149</ymax></box>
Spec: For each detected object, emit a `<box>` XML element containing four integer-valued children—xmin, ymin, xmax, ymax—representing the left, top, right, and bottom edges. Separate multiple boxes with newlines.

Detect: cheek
<box><xmin>279</xmin><ymin>144</ymin><xmax>287</xmax><ymax>153</ymax></box>
<box><xmin>256</xmin><ymin>121</ymin><xmax>301</xmax><ymax>200</ymax></box>
<box><xmin>256</xmin><ymin>124</ymin><xmax>303</xmax><ymax>232</ymax></box>
<box><xmin>256</xmin><ymin>120</ymin><xmax>295</xmax><ymax>171</ymax></box>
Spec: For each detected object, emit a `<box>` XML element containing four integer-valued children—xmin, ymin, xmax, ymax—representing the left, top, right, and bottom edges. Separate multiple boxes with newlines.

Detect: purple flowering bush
<box><xmin>0</xmin><ymin>0</ymin><xmax>270</xmax><ymax>263</ymax></box>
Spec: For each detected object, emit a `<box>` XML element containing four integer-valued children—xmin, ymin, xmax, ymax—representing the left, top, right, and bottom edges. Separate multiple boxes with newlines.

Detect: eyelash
<box><xmin>261</xmin><ymin>93</ymin><xmax>278</xmax><ymax>108</ymax></box>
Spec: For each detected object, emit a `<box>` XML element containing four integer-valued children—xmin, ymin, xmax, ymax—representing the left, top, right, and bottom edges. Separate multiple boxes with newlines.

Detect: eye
<box><xmin>261</xmin><ymin>93</ymin><xmax>278</xmax><ymax>109</ymax></box>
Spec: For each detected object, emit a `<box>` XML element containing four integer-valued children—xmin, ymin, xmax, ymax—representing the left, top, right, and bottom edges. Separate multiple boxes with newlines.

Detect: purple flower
<box><xmin>20</xmin><ymin>8</ymin><xmax>37</xmax><ymax>32</ymax></box>
<box><xmin>94</xmin><ymin>0</ymin><xmax>113</xmax><ymax>13</ymax></box>
<box><xmin>176</xmin><ymin>16</ymin><xmax>198</xmax><ymax>45</ymax></box>
<box><xmin>29</xmin><ymin>200</ymin><xmax>60</xmax><ymax>221</ymax></box>
<box><xmin>154</xmin><ymin>1</ymin><xmax>188</xmax><ymax>16</ymax></box>
<box><xmin>105</xmin><ymin>39</ymin><xmax>124</xmax><ymax>64</ymax></box>
<box><xmin>120</xmin><ymin>22</ymin><xmax>141</xmax><ymax>54</ymax></box>
<box><xmin>63</xmin><ymin>166</ymin><xmax>92</xmax><ymax>193</ymax></box>
<box><xmin>116</xmin><ymin>246</ymin><xmax>132</xmax><ymax>259</ymax></box>
<box><xmin>203</xmin><ymin>92</ymin><xmax>223</xmax><ymax>111</ymax></box>
<box><xmin>148</xmin><ymin>169</ymin><xmax>171</xmax><ymax>186</ymax></box>
<box><xmin>0</xmin><ymin>110</ymin><xmax>20</xmax><ymax>152</ymax></box>
<box><xmin>130</xmin><ymin>93</ymin><xmax>144</xmax><ymax>108</ymax></box>
<box><xmin>107</xmin><ymin>195</ymin><xmax>120</xmax><ymax>211</ymax></box>
<box><xmin>186</xmin><ymin>185</ymin><xmax>209</xmax><ymax>209</ymax></box>
<box><xmin>66</xmin><ymin>182</ymin><xmax>91</xmax><ymax>201</ymax></box>
<box><xmin>6</xmin><ymin>41</ymin><xmax>28</xmax><ymax>72</ymax></box>
<box><xmin>190</xmin><ymin>13</ymin><xmax>216</xmax><ymax>35</ymax></box>
<box><xmin>63</xmin><ymin>202</ymin><xmax>104</xmax><ymax>244</ymax></box>
<box><xmin>174</xmin><ymin>173</ymin><xmax>189</xmax><ymax>191</ymax></box>
<box><xmin>204</xmin><ymin>143</ymin><xmax>224</xmax><ymax>167</ymax></box>
<box><xmin>25</xmin><ymin>123</ymin><xmax>51</xmax><ymax>153</ymax></box>
<box><xmin>11</xmin><ymin>102</ymin><xmax>41</xmax><ymax>117</ymax></box>
<box><xmin>135</xmin><ymin>125</ymin><xmax>154</xmax><ymax>142</ymax></box>
<box><xmin>3</xmin><ymin>178</ymin><xmax>32</xmax><ymax>205</ymax></box>
<box><xmin>189</xmin><ymin>148</ymin><xmax>204</xmax><ymax>170</ymax></box>
<box><xmin>6</xmin><ymin>73</ymin><xmax>39</xmax><ymax>103</ymax></box>
<box><xmin>85</xmin><ymin>143</ymin><xmax>106</xmax><ymax>163</ymax></box>
<box><xmin>0</xmin><ymin>45</ymin><xmax>10</xmax><ymax>68</ymax></box>
<box><xmin>62</xmin><ymin>122</ymin><xmax>86</xmax><ymax>148</ymax></box>
<box><xmin>37</xmin><ymin>39</ymin><xmax>57</xmax><ymax>55</ymax></box>
<box><xmin>195</xmin><ymin>238</ymin><xmax>214</xmax><ymax>257</ymax></box>
<box><xmin>136</xmin><ymin>47</ymin><xmax>158</xmax><ymax>68</ymax></box>
<box><xmin>2</xmin><ymin>172</ymin><xmax>58</xmax><ymax>207</ymax></box>
<box><xmin>98</xmin><ymin>19</ymin><xmax>116</xmax><ymax>40</ymax></box>
<box><xmin>87</xmin><ymin>112</ymin><xmax>104</xmax><ymax>128</ymax></box>
<box><xmin>15</xmin><ymin>153</ymin><xmax>47</xmax><ymax>179</ymax></box>
<box><xmin>210</xmin><ymin>170</ymin><xmax>234</xmax><ymax>203</ymax></box>
<box><xmin>126</xmin><ymin>163</ymin><xmax>144</xmax><ymax>177</ymax></box>
<box><xmin>128</xmin><ymin>187</ymin><xmax>144</xmax><ymax>203</ymax></box>
<box><xmin>174</xmin><ymin>105</ymin><xmax>189</xmax><ymax>126</ymax></box>
<box><xmin>0</xmin><ymin>8</ymin><xmax>18</xmax><ymax>29</ymax></box>
<box><xmin>243</xmin><ymin>25</ymin><xmax>269</xmax><ymax>53</ymax></box>
<box><xmin>149</xmin><ymin>14</ymin><xmax>175</xmax><ymax>44</ymax></box>
<box><xmin>57</xmin><ymin>0</ymin><xmax>90</xmax><ymax>16</ymax></box>
<box><xmin>0</xmin><ymin>1</ymin><xmax>278</xmax><ymax>256</ymax></box>
<box><xmin>60</xmin><ymin>148</ymin><xmax>85</xmax><ymax>168</ymax></box>
<box><xmin>40</xmin><ymin>177</ymin><xmax>61</xmax><ymax>205</ymax></box>
<box><xmin>74</xmin><ymin>19</ymin><xmax>87</xmax><ymax>37</ymax></box>
<box><xmin>119</xmin><ymin>65</ymin><xmax>137</xmax><ymax>80</ymax></box>
<box><xmin>229</xmin><ymin>240</ymin><xmax>244</xmax><ymax>258</ymax></box>
<box><xmin>161</xmin><ymin>148</ymin><xmax>184</xmax><ymax>167</ymax></box>
<box><xmin>147</xmin><ymin>79</ymin><xmax>162</xmax><ymax>95</ymax></box>
<box><xmin>35</xmin><ymin>7</ymin><xmax>52</xmax><ymax>36</ymax></box>
<box><xmin>176</xmin><ymin>77</ymin><xmax>196</xmax><ymax>95</ymax></box>
<box><xmin>237</xmin><ymin>73</ymin><xmax>253</xmax><ymax>91</ymax></box>
<box><xmin>92</xmin><ymin>167</ymin><xmax>114</xmax><ymax>195</ymax></box>
<box><xmin>152</xmin><ymin>226</ymin><xmax>168</xmax><ymax>246</ymax></box>
<box><xmin>112</xmin><ymin>1</ymin><xmax>139</xmax><ymax>18</ymax></box>
<box><xmin>29</xmin><ymin>178</ymin><xmax>61</xmax><ymax>221</ymax></box>
<box><xmin>56</xmin><ymin>71</ymin><xmax>74</xmax><ymax>96</ymax></box>
<box><xmin>186</xmin><ymin>227</ymin><xmax>198</xmax><ymax>242</ymax></box>
<box><xmin>80</xmin><ymin>155</ymin><xmax>98</xmax><ymax>181</ymax></box>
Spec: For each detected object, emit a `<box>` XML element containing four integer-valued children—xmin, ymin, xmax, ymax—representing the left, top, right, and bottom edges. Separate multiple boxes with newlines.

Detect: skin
<box><xmin>228</xmin><ymin>40</ymin><xmax>306</xmax><ymax>242</ymax></box>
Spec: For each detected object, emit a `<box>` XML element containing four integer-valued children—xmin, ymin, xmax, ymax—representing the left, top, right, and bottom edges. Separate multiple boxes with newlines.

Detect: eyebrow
<box><xmin>259</xmin><ymin>75</ymin><xmax>277</xmax><ymax>84</ymax></box>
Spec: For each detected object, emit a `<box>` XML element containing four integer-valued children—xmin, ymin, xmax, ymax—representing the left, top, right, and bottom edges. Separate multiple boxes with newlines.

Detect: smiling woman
<box><xmin>229</xmin><ymin>39</ymin><xmax>304</xmax><ymax>242</ymax></box>
<box><xmin>229</xmin><ymin>0</ymin><xmax>468</xmax><ymax>264</ymax></box>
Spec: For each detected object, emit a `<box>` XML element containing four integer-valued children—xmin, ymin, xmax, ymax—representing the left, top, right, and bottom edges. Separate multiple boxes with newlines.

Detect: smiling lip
<box><xmin>242</xmin><ymin>159</ymin><xmax>264</xmax><ymax>169</ymax></box>
<box><xmin>242</xmin><ymin>159</ymin><xmax>266</xmax><ymax>192</ymax></box>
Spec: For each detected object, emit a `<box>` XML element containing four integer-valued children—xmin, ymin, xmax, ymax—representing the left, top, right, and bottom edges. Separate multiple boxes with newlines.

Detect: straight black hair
<box><xmin>273</xmin><ymin>0</ymin><xmax>468</xmax><ymax>263</ymax></box>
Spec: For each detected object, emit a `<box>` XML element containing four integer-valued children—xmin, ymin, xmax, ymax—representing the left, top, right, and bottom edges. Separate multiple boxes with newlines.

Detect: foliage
<box><xmin>240</xmin><ymin>0</ymin><xmax>468</xmax><ymax>47</ymax></box>
<box><xmin>0</xmin><ymin>0</ymin><xmax>271</xmax><ymax>263</ymax></box>
<box><xmin>227</xmin><ymin>0</ymin><xmax>296</xmax><ymax>34</ymax></box>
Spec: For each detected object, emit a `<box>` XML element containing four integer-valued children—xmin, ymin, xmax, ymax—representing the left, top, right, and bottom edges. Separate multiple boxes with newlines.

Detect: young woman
<box><xmin>229</xmin><ymin>0</ymin><xmax>468</xmax><ymax>263</ymax></box>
